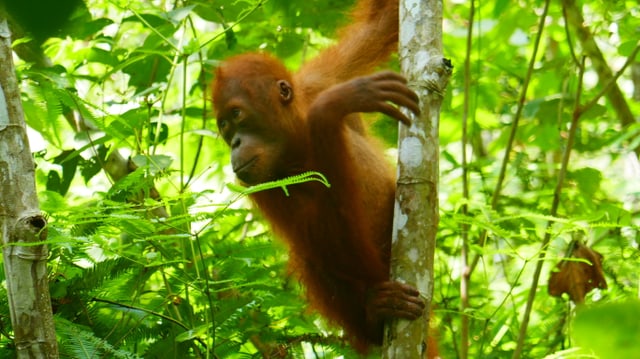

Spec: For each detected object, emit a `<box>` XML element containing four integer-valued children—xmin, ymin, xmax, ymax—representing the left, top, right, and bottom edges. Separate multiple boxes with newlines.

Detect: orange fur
<box><xmin>213</xmin><ymin>1</ymin><xmax>438</xmax><ymax>355</ymax></box>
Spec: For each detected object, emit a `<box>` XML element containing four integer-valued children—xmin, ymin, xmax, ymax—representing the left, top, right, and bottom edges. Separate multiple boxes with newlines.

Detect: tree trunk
<box><xmin>383</xmin><ymin>0</ymin><xmax>450</xmax><ymax>357</ymax></box>
<box><xmin>0</xmin><ymin>19</ymin><xmax>59</xmax><ymax>358</ymax></box>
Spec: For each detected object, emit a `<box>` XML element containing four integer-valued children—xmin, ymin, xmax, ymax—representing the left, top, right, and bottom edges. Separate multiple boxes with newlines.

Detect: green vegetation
<box><xmin>0</xmin><ymin>0</ymin><xmax>638</xmax><ymax>357</ymax></box>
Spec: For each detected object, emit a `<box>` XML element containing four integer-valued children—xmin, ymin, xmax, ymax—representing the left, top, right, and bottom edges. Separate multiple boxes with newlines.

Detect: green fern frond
<box><xmin>67</xmin><ymin>257</ymin><xmax>135</xmax><ymax>294</ymax></box>
<box><xmin>56</xmin><ymin>317</ymin><xmax>142</xmax><ymax>359</ymax></box>
<box><xmin>227</xmin><ymin>171</ymin><xmax>331</xmax><ymax>197</ymax></box>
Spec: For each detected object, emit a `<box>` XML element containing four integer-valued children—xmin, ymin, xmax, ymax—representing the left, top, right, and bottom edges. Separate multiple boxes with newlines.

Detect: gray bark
<box><xmin>0</xmin><ymin>19</ymin><xmax>58</xmax><ymax>358</ymax></box>
<box><xmin>383</xmin><ymin>0</ymin><xmax>451</xmax><ymax>357</ymax></box>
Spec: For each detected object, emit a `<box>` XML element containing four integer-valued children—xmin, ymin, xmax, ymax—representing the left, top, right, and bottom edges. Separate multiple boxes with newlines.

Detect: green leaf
<box><xmin>175</xmin><ymin>323</ymin><xmax>211</xmax><ymax>342</ymax></box>
<box><xmin>46</xmin><ymin>150</ymin><xmax>80</xmax><ymax>195</ymax></box>
<box><xmin>570</xmin><ymin>167</ymin><xmax>602</xmax><ymax>197</ymax></box>
<box><xmin>131</xmin><ymin>154</ymin><xmax>173</xmax><ymax>175</ymax></box>
<box><xmin>493</xmin><ymin>0</ymin><xmax>510</xmax><ymax>17</ymax></box>
<box><xmin>165</xmin><ymin>5</ymin><xmax>196</xmax><ymax>24</ymax></box>
<box><xmin>147</xmin><ymin>122</ymin><xmax>169</xmax><ymax>145</ymax></box>
<box><xmin>573</xmin><ymin>301</ymin><xmax>640</xmax><ymax>358</ymax></box>
<box><xmin>618</xmin><ymin>40</ymin><xmax>640</xmax><ymax>59</ymax></box>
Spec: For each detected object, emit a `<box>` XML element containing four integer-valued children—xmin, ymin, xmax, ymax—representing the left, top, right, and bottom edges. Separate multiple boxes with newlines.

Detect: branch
<box><xmin>460</xmin><ymin>0</ymin><xmax>476</xmax><ymax>357</ymax></box>
<box><xmin>511</xmin><ymin>55</ymin><xmax>586</xmax><ymax>359</ymax></box>
<box><xmin>468</xmin><ymin>0</ymin><xmax>551</xmax><ymax>275</ymax></box>
<box><xmin>562</xmin><ymin>0</ymin><xmax>638</xmax><ymax>155</ymax></box>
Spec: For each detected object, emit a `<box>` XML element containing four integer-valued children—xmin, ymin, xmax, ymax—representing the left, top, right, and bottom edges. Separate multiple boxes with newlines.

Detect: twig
<box><xmin>468</xmin><ymin>0</ymin><xmax>551</xmax><ymax>275</ymax></box>
<box><xmin>511</xmin><ymin>56</ymin><xmax>586</xmax><ymax>359</ymax></box>
<box><xmin>459</xmin><ymin>0</ymin><xmax>475</xmax><ymax>357</ymax></box>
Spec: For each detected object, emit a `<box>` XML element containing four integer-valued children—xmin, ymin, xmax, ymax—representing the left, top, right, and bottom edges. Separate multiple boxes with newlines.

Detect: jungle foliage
<box><xmin>0</xmin><ymin>0</ymin><xmax>638</xmax><ymax>358</ymax></box>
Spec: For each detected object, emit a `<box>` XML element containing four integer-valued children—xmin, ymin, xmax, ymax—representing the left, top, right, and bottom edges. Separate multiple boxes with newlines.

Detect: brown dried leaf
<box><xmin>548</xmin><ymin>241</ymin><xmax>607</xmax><ymax>304</ymax></box>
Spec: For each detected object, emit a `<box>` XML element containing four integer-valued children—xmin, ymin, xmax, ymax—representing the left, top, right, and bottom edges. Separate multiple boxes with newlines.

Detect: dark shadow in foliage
<box><xmin>0</xmin><ymin>0</ymin><xmax>88</xmax><ymax>44</ymax></box>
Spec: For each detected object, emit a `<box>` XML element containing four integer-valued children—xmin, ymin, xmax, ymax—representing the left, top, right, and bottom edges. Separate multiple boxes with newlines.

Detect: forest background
<box><xmin>0</xmin><ymin>0</ymin><xmax>638</xmax><ymax>358</ymax></box>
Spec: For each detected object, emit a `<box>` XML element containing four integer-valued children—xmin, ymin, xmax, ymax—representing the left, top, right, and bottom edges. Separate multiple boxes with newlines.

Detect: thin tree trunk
<box><xmin>383</xmin><ymin>1</ymin><xmax>450</xmax><ymax>357</ymax></box>
<box><xmin>0</xmin><ymin>19</ymin><xmax>58</xmax><ymax>358</ymax></box>
<box><xmin>459</xmin><ymin>0</ymin><xmax>476</xmax><ymax>358</ymax></box>
<box><xmin>562</xmin><ymin>0</ymin><xmax>639</xmax><ymax>156</ymax></box>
